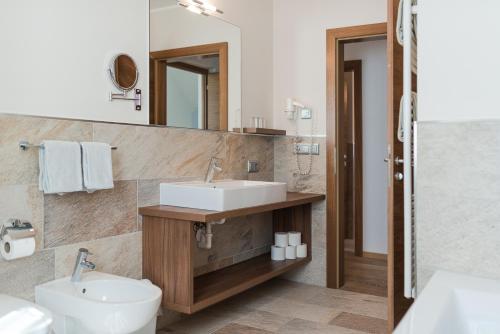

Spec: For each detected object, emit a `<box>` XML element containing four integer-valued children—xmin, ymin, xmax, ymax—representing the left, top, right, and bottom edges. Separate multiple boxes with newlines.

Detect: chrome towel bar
<box><xmin>19</xmin><ymin>140</ymin><xmax>117</xmax><ymax>151</ymax></box>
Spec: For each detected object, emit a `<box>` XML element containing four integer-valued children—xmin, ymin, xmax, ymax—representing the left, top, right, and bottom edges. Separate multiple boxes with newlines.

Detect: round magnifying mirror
<box><xmin>108</xmin><ymin>54</ymin><xmax>139</xmax><ymax>92</ymax></box>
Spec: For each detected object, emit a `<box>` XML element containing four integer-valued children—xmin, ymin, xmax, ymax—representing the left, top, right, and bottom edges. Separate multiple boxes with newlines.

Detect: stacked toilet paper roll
<box><xmin>288</xmin><ymin>232</ymin><xmax>301</xmax><ymax>246</ymax></box>
<box><xmin>296</xmin><ymin>243</ymin><xmax>307</xmax><ymax>258</ymax></box>
<box><xmin>272</xmin><ymin>231</ymin><xmax>307</xmax><ymax>261</ymax></box>
<box><xmin>285</xmin><ymin>246</ymin><xmax>296</xmax><ymax>259</ymax></box>
<box><xmin>271</xmin><ymin>245</ymin><xmax>285</xmax><ymax>261</ymax></box>
<box><xmin>274</xmin><ymin>232</ymin><xmax>289</xmax><ymax>248</ymax></box>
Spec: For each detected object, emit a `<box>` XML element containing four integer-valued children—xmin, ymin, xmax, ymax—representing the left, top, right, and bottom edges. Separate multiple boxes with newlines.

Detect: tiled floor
<box><xmin>157</xmin><ymin>278</ymin><xmax>388</xmax><ymax>334</ymax></box>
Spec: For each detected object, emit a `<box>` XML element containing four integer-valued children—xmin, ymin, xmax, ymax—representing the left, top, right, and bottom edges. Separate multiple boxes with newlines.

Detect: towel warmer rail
<box><xmin>399</xmin><ymin>0</ymin><xmax>418</xmax><ymax>299</ymax></box>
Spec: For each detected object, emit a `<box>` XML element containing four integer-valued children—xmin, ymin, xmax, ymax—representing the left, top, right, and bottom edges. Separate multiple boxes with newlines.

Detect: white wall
<box><xmin>212</xmin><ymin>0</ymin><xmax>274</xmax><ymax>128</ymax></box>
<box><xmin>272</xmin><ymin>0</ymin><xmax>387</xmax><ymax>136</ymax></box>
<box><xmin>0</xmin><ymin>0</ymin><xmax>149</xmax><ymax>124</ymax></box>
<box><xmin>150</xmin><ymin>6</ymin><xmax>242</xmax><ymax>129</ymax></box>
<box><xmin>418</xmin><ymin>0</ymin><xmax>500</xmax><ymax>121</ymax></box>
<box><xmin>345</xmin><ymin>40</ymin><xmax>388</xmax><ymax>254</ymax></box>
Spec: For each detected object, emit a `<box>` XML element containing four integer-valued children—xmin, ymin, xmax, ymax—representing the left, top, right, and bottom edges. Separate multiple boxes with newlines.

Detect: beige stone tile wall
<box><xmin>274</xmin><ymin>136</ymin><xmax>327</xmax><ymax>287</ymax></box>
<box><xmin>0</xmin><ymin>114</ymin><xmax>274</xmax><ymax>302</ymax></box>
<box><xmin>415</xmin><ymin>121</ymin><xmax>500</xmax><ymax>292</ymax></box>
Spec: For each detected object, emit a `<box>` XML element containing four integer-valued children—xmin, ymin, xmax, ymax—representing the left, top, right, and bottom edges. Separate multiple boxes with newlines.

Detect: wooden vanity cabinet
<box><xmin>139</xmin><ymin>192</ymin><xmax>324</xmax><ymax>314</ymax></box>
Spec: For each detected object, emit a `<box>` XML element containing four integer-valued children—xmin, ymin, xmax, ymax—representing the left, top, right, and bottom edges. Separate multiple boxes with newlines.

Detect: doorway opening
<box><xmin>341</xmin><ymin>40</ymin><xmax>388</xmax><ymax>298</ymax></box>
<box><xmin>150</xmin><ymin>42</ymin><xmax>228</xmax><ymax>130</ymax></box>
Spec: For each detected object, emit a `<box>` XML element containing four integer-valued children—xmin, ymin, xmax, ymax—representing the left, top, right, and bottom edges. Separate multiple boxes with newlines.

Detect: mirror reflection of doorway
<box><xmin>166</xmin><ymin>55</ymin><xmax>220</xmax><ymax>130</ymax></box>
<box><xmin>150</xmin><ymin>42</ymin><xmax>228</xmax><ymax>130</ymax></box>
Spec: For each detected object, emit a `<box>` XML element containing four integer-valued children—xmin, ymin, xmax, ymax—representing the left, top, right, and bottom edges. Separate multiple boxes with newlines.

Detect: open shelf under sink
<box><xmin>192</xmin><ymin>253</ymin><xmax>311</xmax><ymax>312</ymax></box>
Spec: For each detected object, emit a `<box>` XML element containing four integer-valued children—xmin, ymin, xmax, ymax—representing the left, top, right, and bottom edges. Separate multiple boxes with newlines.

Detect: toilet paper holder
<box><xmin>0</xmin><ymin>219</ymin><xmax>35</xmax><ymax>241</ymax></box>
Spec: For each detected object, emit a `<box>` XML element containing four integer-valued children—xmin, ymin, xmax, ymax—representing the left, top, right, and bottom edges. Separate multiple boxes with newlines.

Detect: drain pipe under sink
<box><xmin>195</xmin><ymin>219</ymin><xmax>226</xmax><ymax>249</ymax></box>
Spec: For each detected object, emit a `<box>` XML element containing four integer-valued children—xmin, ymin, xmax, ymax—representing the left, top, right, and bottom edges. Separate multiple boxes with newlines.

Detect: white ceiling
<box><xmin>150</xmin><ymin>0</ymin><xmax>178</xmax><ymax>10</ymax></box>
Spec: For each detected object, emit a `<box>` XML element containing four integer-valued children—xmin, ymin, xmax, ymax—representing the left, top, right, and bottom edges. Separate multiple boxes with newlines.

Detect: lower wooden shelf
<box><xmin>192</xmin><ymin>253</ymin><xmax>310</xmax><ymax>312</ymax></box>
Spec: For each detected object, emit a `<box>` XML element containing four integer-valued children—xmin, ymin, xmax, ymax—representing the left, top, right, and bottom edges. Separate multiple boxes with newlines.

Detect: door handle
<box><xmin>385</xmin><ymin>156</ymin><xmax>405</xmax><ymax>180</ymax></box>
<box><xmin>385</xmin><ymin>156</ymin><xmax>404</xmax><ymax>165</ymax></box>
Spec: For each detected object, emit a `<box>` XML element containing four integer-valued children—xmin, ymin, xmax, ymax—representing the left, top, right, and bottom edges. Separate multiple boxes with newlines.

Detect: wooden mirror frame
<box><xmin>150</xmin><ymin>42</ymin><xmax>228</xmax><ymax>130</ymax></box>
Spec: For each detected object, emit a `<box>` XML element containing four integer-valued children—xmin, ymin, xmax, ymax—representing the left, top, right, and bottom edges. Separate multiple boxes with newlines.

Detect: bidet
<box><xmin>35</xmin><ymin>272</ymin><xmax>162</xmax><ymax>334</ymax></box>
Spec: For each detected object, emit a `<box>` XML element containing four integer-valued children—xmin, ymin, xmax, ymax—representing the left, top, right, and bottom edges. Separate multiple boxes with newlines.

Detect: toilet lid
<box><xmin>0</xmin><ymin>294</ymin><xmax>52</xmax><ymax>334</ymax></box>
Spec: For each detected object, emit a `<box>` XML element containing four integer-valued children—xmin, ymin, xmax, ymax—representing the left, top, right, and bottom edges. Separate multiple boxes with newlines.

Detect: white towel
<box><xmin>39</xmin><ymin>140</ymin><xmax>83</xmax><ymax>194</ymax></box>
<box><xmin>81</xmin><ymin>142</ymin><xmax>114</xmax><ymax>192</ymax></box>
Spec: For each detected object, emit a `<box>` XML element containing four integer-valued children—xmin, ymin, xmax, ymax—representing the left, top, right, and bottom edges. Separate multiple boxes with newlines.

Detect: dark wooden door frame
<box><xmin>150</xmin><ymin>42</ymin><xmax>228</xmax><ymax>130</ymax></box>
<box><xmin>343</xmin><ymin>60</ymin><xmax>363</xmax><ymax>258</ymax></box>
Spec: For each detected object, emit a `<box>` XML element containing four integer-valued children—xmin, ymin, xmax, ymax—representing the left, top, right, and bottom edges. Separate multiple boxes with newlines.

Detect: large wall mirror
<box><xmin>0</xmin><ymin>0</ymin><xmax>241</xmax><ymax>132</ymax></box>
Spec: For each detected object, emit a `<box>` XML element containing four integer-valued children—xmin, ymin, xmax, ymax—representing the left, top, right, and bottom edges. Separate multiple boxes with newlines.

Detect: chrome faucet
<box><xmin>204</xmin><ymin>157</ymin><xmax>223</xmax><ymax>183</ymax></box>
<box><xmin>71</xmin><ymin>248</ymin><xmax>96</xmax><ymax>282</ymax></box>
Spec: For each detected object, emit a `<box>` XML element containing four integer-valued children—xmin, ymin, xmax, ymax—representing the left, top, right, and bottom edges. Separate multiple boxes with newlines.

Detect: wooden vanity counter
<box><xmin>139</xmin><ymin>192</ymin><xmax>325</xmax><ymax>222</ymax></box>
<box><xmin>139</xmin><ymin>192</ymin><xmax>325</xmax><ymax>314</ymax></box>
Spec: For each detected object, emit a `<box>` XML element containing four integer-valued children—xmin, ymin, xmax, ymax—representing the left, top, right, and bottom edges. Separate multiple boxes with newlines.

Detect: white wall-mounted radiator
<box><xmin>397</xmin><ymin>0</ymin><xmax>418</xmax><ymax>299</ymax></box>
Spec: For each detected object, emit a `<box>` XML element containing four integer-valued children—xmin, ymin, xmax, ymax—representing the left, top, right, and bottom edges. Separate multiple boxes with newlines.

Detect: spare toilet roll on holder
<box><xmin>0</xmin><ymin>218</ymin><xmax>36</xmax><ymax>242</ymax></box>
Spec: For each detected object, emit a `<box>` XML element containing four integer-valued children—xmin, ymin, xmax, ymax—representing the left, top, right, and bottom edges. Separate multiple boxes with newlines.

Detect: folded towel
<box><xmin>81</xmin><ymin>142</ymin><xmax>114</xmax><ymax>192</ymax></box>
<box><xmin>39</xmin><ymin>140</ymin><xmax>83</xmax><ymax>194</ymax></box>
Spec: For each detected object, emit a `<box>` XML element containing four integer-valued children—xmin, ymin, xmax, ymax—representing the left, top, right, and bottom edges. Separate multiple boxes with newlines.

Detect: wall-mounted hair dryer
<box><xmin>285</xmin><ymin>98</ymin><xmax>306</xmax><ymax>120</ymax></box>
<box><xmin>284</xmin><ymin>97</ymin><xmax>315</xmax><ymax>176</ymax></box>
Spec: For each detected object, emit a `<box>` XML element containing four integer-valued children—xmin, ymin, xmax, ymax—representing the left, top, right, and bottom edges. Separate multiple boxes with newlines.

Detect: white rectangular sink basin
<box><xmin>395</xmin><ymin>271</ymin><xmax>500</xmax><ymax>334</ymax></box>
<box><xmin>160</xmin><ymin>180</ymin><xmax>287</xmax><ymax>211</ymax></box>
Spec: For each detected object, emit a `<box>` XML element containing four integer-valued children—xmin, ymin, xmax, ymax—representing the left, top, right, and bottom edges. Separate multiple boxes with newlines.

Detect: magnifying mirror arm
<box><xmin>109</xmin><ymin>89</ymin><xmax>142</xmax><ymax>111</ymax></box>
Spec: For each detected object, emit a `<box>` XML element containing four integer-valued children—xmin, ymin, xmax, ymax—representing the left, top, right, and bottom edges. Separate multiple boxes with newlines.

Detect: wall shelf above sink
<box><xmin>232</xmin><ymin>128</ymin><xmax>287</xmax><ymax>136</ymax></box>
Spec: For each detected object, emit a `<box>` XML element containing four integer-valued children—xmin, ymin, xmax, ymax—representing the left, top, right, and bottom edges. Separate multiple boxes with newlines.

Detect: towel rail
<box><xmin>19</xmin><ymin>141</ymin><xmax>117</xmax><ymax>151</ymax></box>
<box><xmin>402</xmin><ymin>0</ymin><xmax>417</xmax><ymax>299</ymax></box>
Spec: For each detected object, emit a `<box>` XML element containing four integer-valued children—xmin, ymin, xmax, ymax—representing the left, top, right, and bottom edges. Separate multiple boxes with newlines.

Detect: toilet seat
<box><xmin>0</xmin><ymin>294</ymin><xmax>52</xmax><ymax>334</ymax></box>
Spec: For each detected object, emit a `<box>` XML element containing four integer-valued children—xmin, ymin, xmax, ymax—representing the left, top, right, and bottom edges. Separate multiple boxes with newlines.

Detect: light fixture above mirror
<box><xmin>177</xmin><ymin>0</ymin><xmax>223</xmax><ymax>16</ymax></box>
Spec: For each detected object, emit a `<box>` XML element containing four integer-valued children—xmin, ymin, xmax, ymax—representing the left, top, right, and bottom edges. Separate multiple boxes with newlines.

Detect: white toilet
<box><xmin>0</xmin><ymin>294</ymin><xmax>53</xmax><ymax>334</ymax></box>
